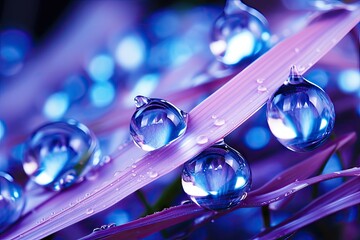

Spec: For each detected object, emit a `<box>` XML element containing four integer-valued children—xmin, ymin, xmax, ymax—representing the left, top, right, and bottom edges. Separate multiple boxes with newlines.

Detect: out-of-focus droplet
<box><xmin>209</xmin><ymin>0</ymin><xmax>270</xmax><ymax>65</ymax></box>
<box><xmin>23</xmin><ymin>119</ymin><xmax>101</xmax><ymax>191</ymax></box>
<box><xmin>266</xmin><ymin>66</ymin><xmax>335</xmax><ymax>152</ymax></box>
<box><xmin>0</xmin><ymin>172</ymin><xmax>25</xmax><ymax>233</ymax></box>
<box><xmin>181</xmin><ymin>141</ymin><xmax>251</xmax><ymax>210</ymax></box>
<box><xmin>130</xmin><ymin>96</ymin><xmax>188</xmax><ymax>151</ymax></box>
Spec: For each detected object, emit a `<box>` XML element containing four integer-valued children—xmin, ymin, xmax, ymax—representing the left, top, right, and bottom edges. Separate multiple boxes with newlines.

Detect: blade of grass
<box><xmin>81</xmin><ymin>166</ymin><xmax>360</xmax><ymax>240</ymax></box>
<box><xmin>254</xmin><ymin>178</ymin><xmax>360</xmax><ymax>239</ymax></box>
<box><xmin>2</xmin><ymin>7</ymin><xmax>359</xmax><ymax>240</ymax></box>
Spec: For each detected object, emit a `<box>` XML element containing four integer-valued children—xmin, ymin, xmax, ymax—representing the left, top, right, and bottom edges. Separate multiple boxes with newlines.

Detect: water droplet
<box><xmin>211</xmin><ymin>114</ymin><xmax>217</xmax><ymax>119</ymax></box>
<box><xmin>211</xmin><ymin>219</ymin><xmax>215</xmax><ymax>223</ymax></box>
<box><xmin>214</xmin><ymin>118</ymin><xmax>226</xmax><ymax>126</ymax></box>
<box><xmin>182</xmin><ymin>141</ymin><xmax>251</xmax><ymax>210</ymax></box>
<box><xmin>130</xmin><ymin>96</ymin><xmax>188</xmax><ymax>151</ymax></box>
<box><xmin>131</xmin><ymin>164</ymin><xmax>137</xmax><ymax>169</ymax></box>
<box><xmin>102</xmin><ymin>155</ymin><xmax>111</xmax><ymax>164</ymax></box>
<box><xmin>209</xmin><ymin>0</ymin><xmax>270</xmax><ymax>65</ymax></box>
<box><xmin>147</xmin><ymin>171</ymin><xmax>158</xmax><ymax>178</ymax></box>
<box><xmin>134</xmin><ymin>95</ymin><xmax>149</xmax><ymax>108</ymax></box>
<box><xmin>86</xmin><ymin>208</ymin><xmax>94</xmax><ymax>214</ymax></box>
<box><xmin>196</xmin><ymin>135</ymin><xmax>209</xmax><ymax>145</ymax></box>
<box><xmin>0</xmin><ymin>173</ymin><xmax>25</xmax><ymax>233</ymax></box>
<box><xmin>93</xmin><ymin>228</ymin><xmax>101</xmax><ymax>233</ymax></box>
<box><xmin>23</xmin><ymin>119</ymin><xmax>101</xmax><ymax>191</ymax></box>
<box><xmin>266</xmin><ymin>66</ymin><xmax>335</xmax><ymax>152</ymax></box>
<box><xmin>113</xmin><ymin>171</ymin><xmax>121</xmax><ymax>177</ymax></box>
<box><xmin>131</xmin><ymin>173</ymin><xmax>137</xmax><ymax>177</ymax></box>
<box><xmin>257</xmin><ymin>85</ymin><xmax>267</xmax><ymax>93</ymax></box>
<box><xmin>181</xmin><ymin>200</ymin><xmax>192</xmax><ymax>205</ymax></box>
<box><xmin>294</xmin><ymin>48</ymin><xmax>300</xmax><ymax>53</ymax></box>
<box><xmin>256</xmin><ymin>78</ymin><xmax>264</xmax><ymax>84</ymax></box>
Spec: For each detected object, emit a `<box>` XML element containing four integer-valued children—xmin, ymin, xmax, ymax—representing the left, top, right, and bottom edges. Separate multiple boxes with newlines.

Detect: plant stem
<box><xmin>261</xmin><ymin>205</ymin><xmax>271</xmax><ymax>229</ymax></box>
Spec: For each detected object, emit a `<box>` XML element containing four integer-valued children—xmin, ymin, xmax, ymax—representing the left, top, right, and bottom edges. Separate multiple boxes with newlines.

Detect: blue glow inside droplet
<box><xmin>305</xmin><ymin>68</ymin><xmax>329</xmax><ymax>89</ymax></box>
<box><xmin>267</xmin><ymin>71</ymin><xmax>335</xmax><ymax>152</ymax></box>
<box><xmin>87</xmin><ymin>54</ymin><xmax>115</xmax><ymax>82</ymax></box>
<box><xmin>0</xmin><ymin>121</ymin><xmax>5</xmax><ymax>141</ymax></box>
<box><xmin>244</xmin><ymin>126</ymin><xmax>270</xmax><ymax>150</ymax></box>
<box><xmin>43</xmin><ymin>92</ymin><xmax>70</xmax><ymax>119</ymax></box>
<box><xmin>182</xmin><ymin>142</ymin><xmax>251</xmax><ymax>210</ymax></box>
<box><xmin>115</xmin><ymin>34</ymin><xmax>146</xmax><ymax>71</ymax></box>
<box><xmin>23</xmin><ymin>120</ymin><xmax>100</xmax><ymax>191</ymax></box>
<box><xmin>90</xmin><ymin>82</ymin><xmax>115</xmax><ymax>107</ymax></box>
<box><xmin>338</xmin><ymin>69</ymin><xmax>360</xmax><ymax>93</ymax></box>
<box><xmin>0</xmin><ymin>172</ymin><xmax>25</xmax><ymax>233</ymax></box>
<box><xmin>130</xmin><ymin>96</ymin><xmax>188</xmax><ymax>151</ymax></box>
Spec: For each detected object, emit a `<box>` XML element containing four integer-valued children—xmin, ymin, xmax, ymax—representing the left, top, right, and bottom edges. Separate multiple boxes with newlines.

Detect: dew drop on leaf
<box><xmin>130</xmin><ymin>95</ymin><xmax>188</xmax><ymax>151</ymax></box>
<box><xmin>181</xmin><ymin>141</ymin><xmax>252</xmax><ymax>210</ymax></box>
<box><xmin>266</xmin><ymin>66</ymin><xmax>335</xmax><ymax>152</ymax></box>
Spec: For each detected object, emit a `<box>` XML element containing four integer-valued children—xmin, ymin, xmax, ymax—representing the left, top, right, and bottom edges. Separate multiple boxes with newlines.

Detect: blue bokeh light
<box><xmin>320</xmin><ymin>154</ymin><xmax>342</xmax><ymax>191</ymax></box>
<box><xmin>105</xmin><ymin>209</ymin><xmax>129</xmax><ymax>225</ymax></box>
<box><xmin>90</xmin><ymin>82</ymin><xmax>115</xmax><ymax>107</ymax></box>
<box><xmin>0</xmin><ymin>120</ymin><xmax>5</xmax><ymax>141</ymax></box>
<box><xmin>0</xmin><ymin>29</ymin><xmax>31</xmax><ymax>76</ymax></box>
<box><xmin>115</xmin><ymin>34</ymin><xmax>146</xmax><ymax>71</ymax></box>
<box><xmin>305</xmin><ymin>68</ymin><xmax>329</xmax><ymax>89</ymax></box>
<box><xmin>244</xmin><ymin>126</ymin><xmax>270</xmax><ymax>149</ymax></box>
<box><xmin>132</xmin><ymin>73</ymin><xmax>159</xmax><ymax>97</ymax></box>
<box><xmin>87</xmin><ymin>54</ymin><xmax>115</xmax><ymax>82</ymax></box>
<box><xmin>149</xmin><ymin>10</ymin><xmax>180</xmax><ymax>39</ymax></box>
<box><xmin>337</xmin><ymin>69</ymin><xmax>360</xmax><ymax>93</ymax></box>
<box><xmin>43</xmin><ymin>92</ymin><xmax>70</xmax><ymax>119</ymax></box>
<box><xmin>64</xmin><ymin>75</ymin><xmax>88</xmax><ymax>101</ymax></box>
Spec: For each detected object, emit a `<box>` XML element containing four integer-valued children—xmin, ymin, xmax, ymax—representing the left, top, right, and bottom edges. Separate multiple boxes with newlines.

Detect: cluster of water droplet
<box><xmin>0</xmin><ymin>172</ymin><xmax>26</xmax><ymax>233</ymax></box>
<box><xmin>182</xmin><ymin>141</ymin><xmax>252</xmax><ymax>210</ymax></box>
<box><xmin>210</xmin><ymin>0</ymin><xmax>270</xmax><ymax>65</ymax></box>
<box><xmin>130</xmin><ymin>95</ymin><xmax>188</xmax><ymax>151</ymax></box>
<box><xmin>23</xmin><ymin>119</ymin><xmax>101</xmax><ymax>191</ymax></box>
<box><xmin>266</xmin><ymin>66</ymin><xmax>335</xmax><ymax>152</ymax></box>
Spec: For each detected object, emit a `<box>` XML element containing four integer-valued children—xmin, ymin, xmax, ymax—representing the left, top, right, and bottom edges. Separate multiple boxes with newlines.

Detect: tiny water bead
<box><xmin>182</xmin><ymin>141</ymin><xmax>251</xmax><ymax>210</ymax></box>
<box><xmin>266</xmin><ymin>66</ymin><xmax>335</xmax><ymax>152</ymax></box>
<box><xmin>23</xmin><ymin>119</ymin><xmax>101</xmax><ymax>191</ymax></box>
<box><xmin>0</xmin><ymin>172</ymin><xmax>26</xmax><ymax>233</ymax></box>
<box><xmin>130</xmin><ymin>96</ymin><xmax>188</xmax><ymax>151</ymax></box>
<box><xmin>210</xmin><ymin>0</ymin><xmax>270</xmax><ymax>65</ymax></box>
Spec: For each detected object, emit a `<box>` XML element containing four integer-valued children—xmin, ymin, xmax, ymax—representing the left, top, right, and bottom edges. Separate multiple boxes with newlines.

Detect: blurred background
<box><xmin>0</xmin><ymin>0</ymin><xmax>359</xmax><ymax>239</ymax></box>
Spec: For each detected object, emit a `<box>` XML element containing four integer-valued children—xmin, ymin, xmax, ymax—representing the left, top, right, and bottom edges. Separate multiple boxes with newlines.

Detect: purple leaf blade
<box><xmin>2</xmin><ymin>7</ymin><xmax>359</xmax><ymax>240</ymax></box>
<box><xmin>81</xmin><ymin>134</ymin><xmax>358</xmax><ymax>239</ymax></box>
<box><xmin>254</xmin><ymin>178</ymin><xmax>360</xmax><ymax>240</ymax></box>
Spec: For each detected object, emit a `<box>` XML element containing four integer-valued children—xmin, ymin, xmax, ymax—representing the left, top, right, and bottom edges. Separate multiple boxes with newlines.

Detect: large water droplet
<box><xmin>209</xmin><ymin>0</ymin><xmax>270</xmax><ymax>65</ymax></box>
<box><xmin>181</xmin><ymin>142</ymin><xmax>252</xmax><ymax>210</ymax></box>
<box><xmin>130</xmin><ymin>96</ymin><xmax>188</xmax><ymax>151</ymax></box>
<box><xmin>0</xmin><ymin>172</ymin><xmax>25</xmax><ymax>233</ymax></box>
<box><xmin>23</xmin><ymin>119</ymin><xmax>101</xmax><ymax>191</ymax></box>
<box><xmin>266</xmin><ymin>66</ymin><xmax>335</xmax><ymax>152</ymax></box>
